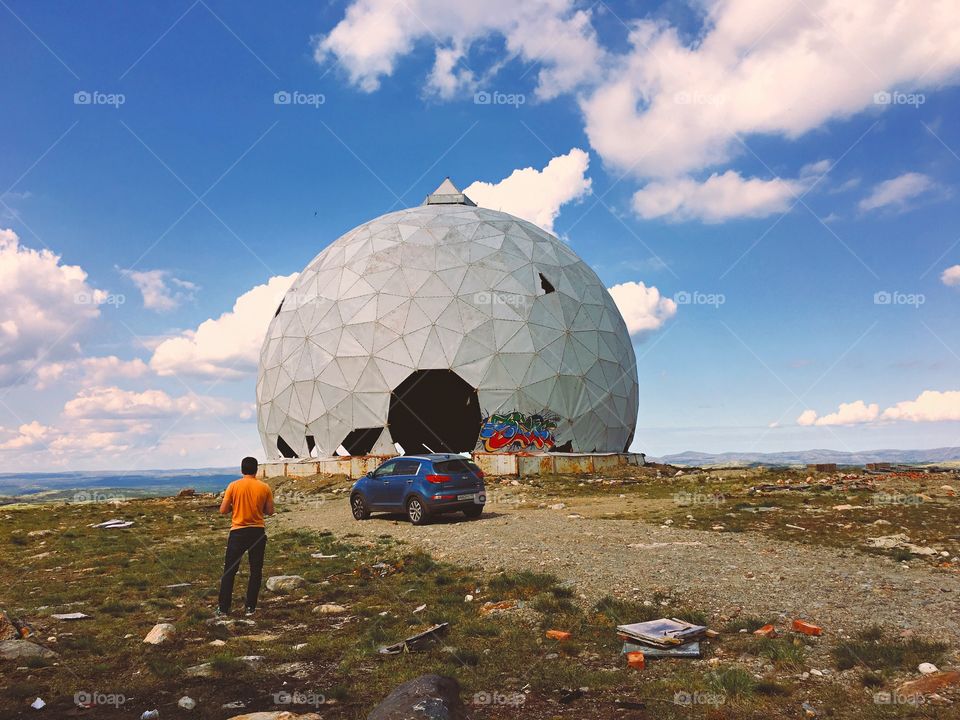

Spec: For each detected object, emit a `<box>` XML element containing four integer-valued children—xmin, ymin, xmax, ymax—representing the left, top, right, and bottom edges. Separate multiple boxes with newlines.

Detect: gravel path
<box><xmin>279</xmin><ymin>495</ymin><xmax>960</xmax><ymax>643</ymax></box>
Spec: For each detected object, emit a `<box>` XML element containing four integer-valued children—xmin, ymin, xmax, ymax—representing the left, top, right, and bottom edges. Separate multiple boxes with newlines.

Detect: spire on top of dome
<box><xmin>423</xmin><ymin>177</ymin><xmax>476</xmax><ymax>206</ymax></box>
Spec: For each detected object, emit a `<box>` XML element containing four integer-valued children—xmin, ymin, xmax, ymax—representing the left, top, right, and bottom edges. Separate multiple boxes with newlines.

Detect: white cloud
<box><xmin>0</xmin><ymin>421</ymin><xmax>51</xmax><ymax>451</ymax></box>
<box><xmin>318</xmin><ymin>0</ymin><xmax>960</xmax><ymax>222</ymax></box>
<box><xmin>464</xmin><ymin>149</ymin><xmax>592</xmax><ymax>232</ymax></box>
<box><xmin>632</xmin><ymin>171</ymin><xmax>802</xmax><ymax>223</ymax></box>
<box><xmin>858</xmin><ymin>172</ymin><xmax>935</xmax><ymax>212</ymax></box>
<box><xmin>607</xmin><ymin>281</ymin><xmax>677</xmax><ymax>337</ymax></box>
<box><xmin>312</xmin><ymin>0</ymin><xmax>604</xmax><ymax>99</ymax></box>
<box><xmin>0</xmin><ymin>229</ymin><xmax>107</xmax><ymax>386</ymax></box>
<box><xmin>882</xmin><ymin>390</ymin><xmax>960</xmax><ymax>423</ymax></box>
<box><xmin>797</xmin><ymin>400</ymin><xmax>880</xmax><ymax>426</ymax></box>
<box><xmin>150</xmin><ymin>274</ymin><xmax>297</xmax><ymax>380</ymax></box>
<box><xmin>580</xmin><ymin>1</ymin><xmax>960</xmax><ymax>179</ymax></box>
<box><xmin>34</xmin><ymin>355</ymin><xmax>149</xmax><ymax>390</ymax></box>
<box><xmin>942</xmin><ymin>265</ymin><xmax>960</xmax><ymax>287</ymax></box>
<box><xmin>799</xmin><ymin>390</ymin><xmax>960</xmax><ymax>426</ymax></box>
<box><xmin>121</xmin><ymin>268</ymin><xmax>198</xmax><ymax>312</ymax></box>
<box><xmin>63</xmin><ymin>386</ymin><xmax>234</xmax><ymax>420</ymax></box>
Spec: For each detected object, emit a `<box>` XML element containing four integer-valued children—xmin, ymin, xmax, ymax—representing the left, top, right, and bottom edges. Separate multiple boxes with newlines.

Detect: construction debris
<box><xmin>378</xmin><ymin>623</ymin><xmax>449</xmax><ymax>654</ymax></box>
<box><xmin>616</xmin><ymin>618</ymin><xmax>708</xmax><ymax>666</ymax></box>
<box><xmin>545</xmin><ymin>630</ymin><xmax>571</xmax><ymax>641</ymax></box>
<box><xmin>91</xmin><ymin>519</ymin><xmax>134</xmax><ymax>529</ymax></box>
<box><xmin>753</xmin><ymin>624</ymin><xmax>777</xmax><ymax>638</ymax></box>
<box><xmin>792</xmin><ymin>620</ymin><xmax>823</xmax><ymax>636</ymax></box>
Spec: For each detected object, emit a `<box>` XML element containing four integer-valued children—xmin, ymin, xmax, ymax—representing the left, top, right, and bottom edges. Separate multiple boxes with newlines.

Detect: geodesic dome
<box><xmin>256</xmin><ymin>180</ymin><xmax>638</xmax><ymax>459</ymax></box>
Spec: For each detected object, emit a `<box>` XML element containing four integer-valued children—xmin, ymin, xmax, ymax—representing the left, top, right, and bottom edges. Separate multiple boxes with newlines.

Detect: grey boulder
<box><xmin>367</xmin><ymin>674</ymin><xmax>465</xmax><ymax>720</ymax></box>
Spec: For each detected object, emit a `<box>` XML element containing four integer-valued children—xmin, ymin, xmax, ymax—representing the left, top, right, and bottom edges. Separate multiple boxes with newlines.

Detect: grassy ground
<box><xmin>1</xmin><ymin>478</ymin><xmax>958</xmax><ymax>718</ymax></box>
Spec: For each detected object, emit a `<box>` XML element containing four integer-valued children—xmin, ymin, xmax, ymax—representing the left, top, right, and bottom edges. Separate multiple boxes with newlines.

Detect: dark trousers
<box><xmin>218</xmin><ymin>527</ymin><xmax>266</xmax><ymax>612</ymax></box>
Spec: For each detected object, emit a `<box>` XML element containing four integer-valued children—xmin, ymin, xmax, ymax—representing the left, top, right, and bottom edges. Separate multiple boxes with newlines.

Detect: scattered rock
<box><xmin>548</xmin><ymin>503</ymin><xmax>566</xmax><ymax>510</ymax></box>
<box><xmin>918</xmin><ymin>662</ymin><xmax>939</xmax><ymax>675</ymax></box>
<box><xmin>177</xmin><ymin>488</ymin><xmax>196</xmax><ymax>498</ymax></box>
<box><xmin>266</xmin><ymin>575</ymin><xmax>307</xmax><ymax>592</ymax></box>
<box><xmin>0</xmin><ymin>639</ymin><xmax>57</xmax><ymax>660</ymax></box>
<box><xmin>0</xmin><ymin>611</ymin><xmax>19</xmax><ymax>641</ymax></box>
<box><xmin>50</xmin><ymin>612</ymin><xmax>90</xmax><ymax>621</ymax></box>
<box><xmin>464</xmin><ymin>594</ymin><xmax>473</xmax><ymax>602</ymax></box>
<box><xmin>367</xmin><ymin>674</ymin><xmax>466</xmax><ymax>720</ymax></box>
<box><xmin>143</xmin><ymin>623</ymin><xmax>176</xmax><ymax>645</ymax></box>
<box><xmin>209</xmin><ymin>639</ymin><xmax>227</xmax><ymax>647</ymax></box>
<box><xmin>312</xmin><ymin>603</ymin><xmax>346</xmax><ymax>615</ymax></box>
<box><xmin>178</xmin><ymin>695</ymin><xmax>196</xmax><ymax>710</ymax></box>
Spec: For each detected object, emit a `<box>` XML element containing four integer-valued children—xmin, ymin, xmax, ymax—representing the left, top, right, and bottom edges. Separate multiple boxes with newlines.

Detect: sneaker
<box><xmin>214</xmin><ymin>607</ymin><xmax>228</xmax><ymax>617</ymax></box>
<box><xmin>244</xmin><ymin>607</ymin><xmax>256</xmax><ymax>617</ymax></box>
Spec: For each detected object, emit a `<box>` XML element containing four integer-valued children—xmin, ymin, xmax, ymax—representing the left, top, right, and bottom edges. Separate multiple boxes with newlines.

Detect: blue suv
<box><xmin>349</xmin><ymin>454</ymin><xmax>486</xmax><ymax>525</ymax></box>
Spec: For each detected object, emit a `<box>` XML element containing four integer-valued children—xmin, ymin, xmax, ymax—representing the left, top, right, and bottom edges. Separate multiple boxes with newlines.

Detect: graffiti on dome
<box><xmin>476</xmin><ymin>411</ymin><xmax>559</xmax><ymax>452</ymax></box>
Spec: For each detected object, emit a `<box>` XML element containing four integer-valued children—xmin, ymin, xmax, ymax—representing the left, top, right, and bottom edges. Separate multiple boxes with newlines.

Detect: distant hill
<box><xmin>0</xmin><ymin>468</ymin><xmax>236</xmax><ymax>503</ymax></box>
<box><xmin>653</xmin><ymin>447</ymin><xmax>960</xmax><ymax>468</ymax></box>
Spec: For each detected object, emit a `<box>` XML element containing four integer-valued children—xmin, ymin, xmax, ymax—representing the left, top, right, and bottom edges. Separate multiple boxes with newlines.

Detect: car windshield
<box><xmin>433</xmin><ymin>459</ymin><xmax>481</xmax><ymax>475</ymax></box>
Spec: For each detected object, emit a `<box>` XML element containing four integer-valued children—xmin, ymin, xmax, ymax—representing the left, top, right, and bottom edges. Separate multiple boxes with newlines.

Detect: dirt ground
<box><xmin>279</xmin><ymin>475</ymin><xmax>960</xmax><ymax>650</ymax></box>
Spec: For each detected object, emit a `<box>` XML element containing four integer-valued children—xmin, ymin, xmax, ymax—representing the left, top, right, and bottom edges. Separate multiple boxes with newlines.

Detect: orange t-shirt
<box><xmin>223</xmin><ymin>476</ymin><xmax>273</xmax><ymax>530</ymax></box>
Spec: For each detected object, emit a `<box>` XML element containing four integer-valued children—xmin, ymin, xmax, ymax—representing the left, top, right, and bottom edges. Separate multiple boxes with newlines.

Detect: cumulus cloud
<box><xmin>0</xmin><ymin>228</ymin><xmax>107</xmax><ymax>386</ymax></box>
<box><xmin>796</xmin><ymin>400</ymin><xmax>880</xmax><ymax>426</ymax></box>
<box><xmin>0</xmin><ymin>421</ymin><xmax>52</xmax><ymax>451</ymax></box>
<box><xmin>121</xmin><ymin>268</ymin><xmax>198</xmax><ymax>312</ymax></box>
<box><xmin>607</xmin><ymin>281</ymin><xmax>677</xmax><ymax>337</ymax></box>
<box><xmin>63</xmin><ymin>386</ymin><xmax>235</xmax><ymax>420</ymax></box>
<box><xmin>150</xmin><ymin>274</ymin><xmax>297</xmax><ymax>380</ymax></box>
<box><xmin>581</xmin><ymin>1</ymin><xmax>960</xmax><ymax>180</ymax></box>
<box><xmin>882</xmin><ymin>390</ymin><xmax>960</xmax><ymax>423</ymax></box>
<box><xmin>313</xmin><ymin>0</ymin><xmax>604</xmax><ymax>99</ymax></box>
<box><xmin>632</xmin><ymin>171</ymin><xmax>802</xmax><ymax>223</ymax></box>
<box><xmin>464</xmin><ymin>149</ymin><xmax>592</xmax><ymax>232</ymax></box>
<box><xmin>858</xmin><ymin>172</ymin><xmax>935</xmax><ymax>212</ymax></box>
<box><xmin>34</xmin><ymin>356</ymin><xmax>149</xmax><ymax>390</ymax></box>
<box><xmin>943</xmin><ymin>265</ymin><xmax>960</xmax><ymax>287</ymax></box>
<box><xmin>799</xmin><ymin>390</ymin><xmax>960</xmax><ymax>425</ymax></box>
<box><xmin>316</xmin><ymin>0</ymin><xmax>960</xmax><ymax>222</ymax></box>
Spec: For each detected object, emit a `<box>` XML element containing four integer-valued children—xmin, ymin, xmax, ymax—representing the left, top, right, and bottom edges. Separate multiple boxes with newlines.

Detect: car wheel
<box><xmin>406</xmin><ymin>496</ymin><xmax>430</xmax><ymax>525</ymax></box>
<box><xmin>350</xmin><ymin>493</ymin><xmax>370</xmax><ymax>520</ymax></box>
<box><xmin>463</xmin><ymin>505</ymin><xmax>484</xmax><ymax>519</ymax></box>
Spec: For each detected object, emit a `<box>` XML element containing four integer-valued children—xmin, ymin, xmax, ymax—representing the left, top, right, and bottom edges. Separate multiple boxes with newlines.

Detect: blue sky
<box><xmin>1</xmin><ymin>0</ymin><xmax>959</xmax><ymax>470</ymax></box>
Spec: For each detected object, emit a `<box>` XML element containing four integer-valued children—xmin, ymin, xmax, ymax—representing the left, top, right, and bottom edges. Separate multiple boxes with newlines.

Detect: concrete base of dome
<box><xmin>258</xmin><ymin>452</ymin><xmax>646</xmax><ymax>480</ymax></box>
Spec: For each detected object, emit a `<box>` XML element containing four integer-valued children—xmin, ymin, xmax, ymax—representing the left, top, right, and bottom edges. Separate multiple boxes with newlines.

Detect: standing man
<box><xmin>217</xmin><ymin>457</ymin><xmax>274</xmax><ymax>616</ymax></box>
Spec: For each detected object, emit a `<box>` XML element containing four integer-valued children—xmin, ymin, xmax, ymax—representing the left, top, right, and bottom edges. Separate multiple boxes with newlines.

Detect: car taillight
<box><xmin>426</xmin><ymin>474</ymin><xmax>451</xmax><ymax>483</ymax></box>
<box><xmin>475</xmin><ymin>470</ymin><xmax>485</xmax><ymax>479</ymax></box>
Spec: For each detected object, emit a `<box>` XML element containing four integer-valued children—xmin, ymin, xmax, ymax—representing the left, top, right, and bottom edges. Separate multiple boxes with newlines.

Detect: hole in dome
<box><xmin>276</xmin><ymin>435</ymin><xmax>297</xmax><ymax>458</ymax></box>
<box><xmin>339</xmin><ymin>427</ymin><xmax>382</xmax><ymax>456</ymax></box>
<box><xmin>550</xmin><ymin>440</ymin><xmax>573</xmax><ymax>453</ymax></box>
<box><xmin>539</xmin><ymin>272</ymin><xmax>555</xmax><ymax>294</ymax></box>
<box><xmin>388</xmin><ymin>370</ymin><xmax>481</xmax><ymax>454</ymax></box>
<box><xmin>274</xmin><ymin>299</ymin><xmax>284</xmax><ymax>317</ymax></box>
<box><xmin>306</xmin><ymin>435</ymin><xmax>316</xmax><ymax>457</ymax></box>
